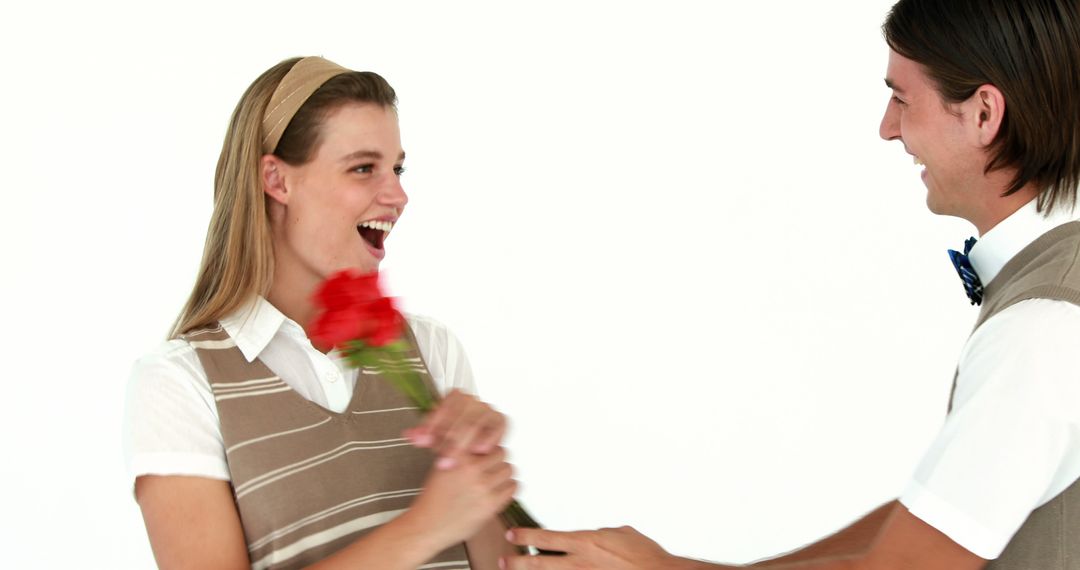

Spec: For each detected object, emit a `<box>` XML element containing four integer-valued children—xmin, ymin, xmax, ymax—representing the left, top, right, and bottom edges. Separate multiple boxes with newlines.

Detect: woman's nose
<box><xmin>380</xmin><ymin>176</ymin><xmax>408</xmax><ymax>210</ymax></box>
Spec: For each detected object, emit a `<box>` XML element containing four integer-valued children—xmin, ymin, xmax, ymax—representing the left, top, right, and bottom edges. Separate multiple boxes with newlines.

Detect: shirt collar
<box><xmin>969</xmin><ymin>199</ymin><xmax>1080</xmax><ymax>286</ymax></box>
<box><xmin>218</xmin><ymin>296</ymin><xmax>288</xmax><ymax>362</ymax></box>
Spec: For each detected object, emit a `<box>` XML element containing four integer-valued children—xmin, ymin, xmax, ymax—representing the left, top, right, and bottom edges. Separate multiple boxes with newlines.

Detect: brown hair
<box><xmin>170</xmin><ymin>58</ymin><xmax>397</xmax><ymax>337</ymax></box>
<box><xmin>883</xmin><ymin>0</ymin><xmax>1080</xmax><ymax>213</ymax></box>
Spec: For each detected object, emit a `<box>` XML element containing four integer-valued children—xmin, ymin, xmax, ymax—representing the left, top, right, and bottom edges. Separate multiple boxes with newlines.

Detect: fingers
<box><xmin>409</xmin><ymin>390</ymin><xmax>508</xmax><ymax>463</ymax></box>
<box><xmin>477</xmin><ymin>446</ymin><xmax>507</xmax><ymax>469</ymax></box>
<box><xmin>441</xmin><ymin>402</ymin><xmax>486</xmax><ymax>455</ymax></box>
<box><xmin>410</xmin><ymin>389</ymin><xmax>467</xmax><ymax>449</ymax></box>
<box><xmin>500</xmin><ymin>529</ymin><xmax>588</xmax><ymax>570</ymax></box>
<box><xmin>433</xmin><ymin>447</ymin><xmax>464</xmax><ymax>470</ymax></box>
<box><xmin>482</xmin><ymin>459</ymin><xmax>514</xmax><ymax>489</ymax></box>
<box><xmin>470</xmin><ymin>411</ymin><xmax>507</xmax><ymax>454</ymax></box>
<box><xmin>506</xmin><ymin>528</ymin><xmax>587</xmax><ymax>553</ymax></box>
<box><xmin>501</xmin><ymin>553</ymin><xmax>573</xmax><ymax>570</ymax></box>
<box><xmin>432</xmin><ymin>446</ymin><xmax>510</xmax><ymax>483</ymax></box>
<box><xmin>493</xmin><ymin>478</ymin><xmax>518</xmax><ymax>510</ymax></box>
<box><xmin>500</xmin><ymin>549</ymin><xmax>575</xmax><ymax>570</ymax></box>
<box><xmin>488</xmin><ymin>461</ymin><xmax>516</xmax><ymax>516</ymax></box>
<box><xmin>442</xmin><ymin>400</ymin><xmax>506</xmax><ymax>455</ymax></box>
<box><xmin>441</xmin><ymin>447</ymin><xmax>516</xmax><ymax>514</ymax></box>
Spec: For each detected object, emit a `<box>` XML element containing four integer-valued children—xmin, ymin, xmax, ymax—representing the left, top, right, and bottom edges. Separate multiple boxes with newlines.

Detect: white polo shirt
<box><xmin>900</xmin><ymin>200</ymin><xmax>1080</xmax><ymax>559</ymax></box>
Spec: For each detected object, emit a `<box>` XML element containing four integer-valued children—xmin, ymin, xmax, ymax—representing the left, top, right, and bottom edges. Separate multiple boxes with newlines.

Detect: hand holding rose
<box><xmin>405</xmin><ymin>389</ymin><xmax>508</xmax><ymax>466</ymax></box>
<box><xmin>400</xmin><ymin>446</ymin><xmax>518</xmax><ymax>549</ymax></box>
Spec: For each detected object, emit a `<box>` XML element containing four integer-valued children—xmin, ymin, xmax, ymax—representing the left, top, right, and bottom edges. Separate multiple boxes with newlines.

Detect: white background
<box><xmin>0</xmin><ymin>1</ymin><xmax>981</xmax><ymax>567</ymax></box>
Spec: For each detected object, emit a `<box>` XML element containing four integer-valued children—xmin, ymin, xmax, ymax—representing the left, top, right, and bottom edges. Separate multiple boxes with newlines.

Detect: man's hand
<box><xmin>405</xmin><ymin>389</ymin><xmax>507</xmax><ymax>467</ymax></box>
<box><xmin>502</xmin><ymin>526</ymin><xmax>711</xmax><ymax>570</ymax></box>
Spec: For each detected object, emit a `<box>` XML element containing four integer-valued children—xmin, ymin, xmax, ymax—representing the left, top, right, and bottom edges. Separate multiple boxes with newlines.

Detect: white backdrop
<box><xmin>0</xmin><ymin>1</ymin><xmax>981</xmax><ymax>567</ymax></box>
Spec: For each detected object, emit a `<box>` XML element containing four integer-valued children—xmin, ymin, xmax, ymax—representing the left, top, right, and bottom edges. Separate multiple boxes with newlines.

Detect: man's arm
<box><xmin>751</xmin><ymin>501</ymin><xmax>900</xmax><ymax>567</ymax></box>
<box><xmin>745</xmin><ymin>501</ymin><xmax>986</xmax><ymax>569</ymax></box>
<box><xmin>503</xmin><ymin>501</ymin><xmax>988</xmax><ymax>570</ymax></box>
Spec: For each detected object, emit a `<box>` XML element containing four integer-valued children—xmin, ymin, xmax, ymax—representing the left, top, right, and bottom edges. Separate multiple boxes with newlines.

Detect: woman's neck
<box><xmin>265</xmin><ymin>268</ymin><xmax>321</xmax><ymax>350</ymax></box>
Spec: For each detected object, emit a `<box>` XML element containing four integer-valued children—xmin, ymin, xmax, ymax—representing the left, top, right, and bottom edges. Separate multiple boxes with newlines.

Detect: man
<box><xmin>503</xmin><ymin>0</ymin><xmax>1080</xmax><ymax>568</ymax></box>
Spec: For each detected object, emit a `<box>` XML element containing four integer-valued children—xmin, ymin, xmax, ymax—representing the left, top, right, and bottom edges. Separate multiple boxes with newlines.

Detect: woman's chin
<box><xmin>328</xmin><ymin>259</ymin><xmax>381</xmax><ymax>276</ymax></box>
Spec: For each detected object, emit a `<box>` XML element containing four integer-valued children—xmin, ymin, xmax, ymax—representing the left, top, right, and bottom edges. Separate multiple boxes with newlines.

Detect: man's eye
<box><xmin>892</xmin><ymin>96</ymin><xmax>906</xmax><ymax>106</ymax></box>
<box><xmin>394</xmin><ymin>165</ymin><xmax>406</xmax><ymax>176</ymax></box>
<box><xmin>352</xmin><ymin>164</ymin><xmax>374</xmax><ymax>174</ymax></box>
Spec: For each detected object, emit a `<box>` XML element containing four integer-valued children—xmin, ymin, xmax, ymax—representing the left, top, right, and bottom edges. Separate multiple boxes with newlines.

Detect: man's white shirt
<box><xmin>899</xmin><ymin>199</ymin><xmax>1080</xmax><ymax>559</ymax></box>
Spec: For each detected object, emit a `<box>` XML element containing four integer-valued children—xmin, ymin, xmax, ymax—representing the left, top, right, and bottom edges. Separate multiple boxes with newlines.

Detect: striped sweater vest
<box><xmin>948</xmin><ymin>221</ymin><xmax>1080</xmax><ymax>568</ymax></box>
<box><xmin>184</xmin><ymin>322</ymin><xmax>472</xmax><ymax>570</ymax></box>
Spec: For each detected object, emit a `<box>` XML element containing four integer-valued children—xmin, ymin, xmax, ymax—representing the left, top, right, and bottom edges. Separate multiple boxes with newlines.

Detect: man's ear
<box><xmin>970</xmin><ymin>84</ymin><xmax>1006</xmax><ymax>147</ymax></box>
<box><xmin>261</xmin><ymin>154</ymin><xmax>290</xmax><ymax>205</ymax></box>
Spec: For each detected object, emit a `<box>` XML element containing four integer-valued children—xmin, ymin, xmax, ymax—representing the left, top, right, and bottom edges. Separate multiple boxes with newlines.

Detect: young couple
<box><xmin>124</xmin><ymin>0</ymin><xmax>1080</xmax><ymax>568</ymax></box>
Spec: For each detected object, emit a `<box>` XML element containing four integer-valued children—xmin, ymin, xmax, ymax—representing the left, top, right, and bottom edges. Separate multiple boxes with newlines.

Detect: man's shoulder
<box><xmin>960</xmin><ymin>298</ymin><xmax>1080</xmax><ymax>417</ymax></box>
<box><xmin>981</xmin><ymin>221</ymin><xmax>1080</xmax><ymax>323</ymax></box>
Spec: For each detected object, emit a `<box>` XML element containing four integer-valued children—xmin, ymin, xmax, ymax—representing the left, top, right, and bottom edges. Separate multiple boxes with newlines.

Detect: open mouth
<box><xmin>357</xmin><ymin>220</ymin><xmax>393</xmax><ymax>250</ymax></box>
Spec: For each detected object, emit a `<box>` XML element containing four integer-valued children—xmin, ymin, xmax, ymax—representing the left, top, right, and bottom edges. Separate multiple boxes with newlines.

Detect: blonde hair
<box><xmin>170</xmin><ymin>57</ymin><xmax>397</xmax><ymax>338</ymax></box>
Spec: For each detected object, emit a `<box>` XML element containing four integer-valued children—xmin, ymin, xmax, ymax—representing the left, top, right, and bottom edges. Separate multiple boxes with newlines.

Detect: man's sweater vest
<box><xmin>948</xmin><ymin>221</ymin><xmax>1080</xmax><ymax>568</ymax></box>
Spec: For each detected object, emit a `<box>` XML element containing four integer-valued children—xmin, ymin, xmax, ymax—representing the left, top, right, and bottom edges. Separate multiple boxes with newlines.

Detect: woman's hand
<box><xmin>400</xmin><ymin>446</ymin><xmax>518</xmax><ymax>549</ymax></box>
<box><xmin>405</xmin><ymin>389</ymin><xmax>507</xmax><ymax>465</ymax></box>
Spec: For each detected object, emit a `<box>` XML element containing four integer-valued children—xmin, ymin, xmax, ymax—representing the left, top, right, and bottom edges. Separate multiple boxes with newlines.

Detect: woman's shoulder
<box><xmin>128</xmin><ymin>337</ymin><xmax>211</xmax><ymax>395</ymax></box>
<box><xmin>124</xmin><ymin>337</ymin><xmax>228</xmax><ymax>483</ymax></box>
<box><xmin>402</xmin><ymin>313</ymin><xmax>477</xmax><ymax>395</ymax></box>
<box><xmin>403</xmin><ymin>312</ymin><xmax>450</xmax><ymax>335</ymax></box>
<box><xmin>140</xmin><ymin>337</ymin><xmax>195</xmax><ymax>359</ymax></box>
<box><xmin>403</xmin><ymin>312</ymin><xmax>466</xmax><ymax>352</ymax></box>
<box><xmin>133</xmin><ymin>337</ymin><xmax>198</xmax><ymax>368</ymax></box>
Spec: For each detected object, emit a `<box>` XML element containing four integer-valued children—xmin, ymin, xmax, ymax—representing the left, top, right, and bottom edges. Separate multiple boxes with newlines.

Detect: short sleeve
<box><xmin>899</xmin><ymin>299</ymin><xmax>1080</xmax><ymax>559</ymax></box>
<box><xmin>122</xmin><ymin>340</ymin><xmax>231</xmax><ymax>487</ymax></box>
<box><xmin>405</xmin><ymin>314</ymin><xmax>479</xmax><ymax>396</ymax></box>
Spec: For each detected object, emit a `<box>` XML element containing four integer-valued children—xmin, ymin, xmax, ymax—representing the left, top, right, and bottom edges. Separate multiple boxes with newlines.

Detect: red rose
<box><xmin>314</xmin><ymin>270</ymin><xmax>383</xmax><ymax>311</ymax></box>
<box><xmin>310</xmin><ymin>270</ymin><xmax>404</xmax><ymax>348</ymax></box>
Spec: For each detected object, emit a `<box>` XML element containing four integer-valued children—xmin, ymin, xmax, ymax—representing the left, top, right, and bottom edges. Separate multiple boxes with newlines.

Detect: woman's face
<box><xmin>268</xmin><ymin>102</ymin><xmax>407</xmax><ymax>288</ymax></box>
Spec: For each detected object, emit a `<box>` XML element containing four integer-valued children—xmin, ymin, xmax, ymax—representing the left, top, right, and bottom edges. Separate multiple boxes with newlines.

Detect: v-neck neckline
<box><xmin>250</xmin><ymin>356</ymin><xmax>372</xmax><ymax>422</ymax></box>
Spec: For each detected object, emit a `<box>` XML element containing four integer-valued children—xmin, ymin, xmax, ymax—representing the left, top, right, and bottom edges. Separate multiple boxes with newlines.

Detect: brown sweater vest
<box><xmin>948</xmin><ymin>221</ymin><xmax>1080</xmax><ymax>568</ymax></box>
<box><xmin>184</xmin><ymin>323</ymin><xmax>471</xmax><ymax>570</ymax></box>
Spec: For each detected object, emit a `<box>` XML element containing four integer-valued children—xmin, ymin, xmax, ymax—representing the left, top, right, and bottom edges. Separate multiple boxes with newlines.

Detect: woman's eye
<box><xmin>394</xmin><ymin>165</ymin><xmax>406</xmax><ymax>176</ymax></box>
<box><xmin>352</xmin><ymin>164</ymin><xmax>374</xmax><ymax>174</ymax></box>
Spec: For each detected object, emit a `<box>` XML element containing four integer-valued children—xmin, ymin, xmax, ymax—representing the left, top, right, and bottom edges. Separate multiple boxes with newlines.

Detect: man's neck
<box><xmin>967</xmin><ymin>179</ymin><xmax>1040</xmax><ymax>236</ymax></box>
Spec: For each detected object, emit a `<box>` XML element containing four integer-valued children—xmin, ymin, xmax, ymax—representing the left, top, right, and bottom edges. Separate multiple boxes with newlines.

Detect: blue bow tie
<box><xmin>948</xmin><ymin>237</ymin><xmax>983</xmax><ymax>306</ymax></box>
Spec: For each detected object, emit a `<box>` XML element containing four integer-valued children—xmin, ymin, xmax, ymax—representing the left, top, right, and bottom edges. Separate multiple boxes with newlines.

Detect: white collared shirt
<box><xmin>900</xmin><ymin>199</ymin><xmax>1080</xmax><ymax>559</ymax></box>
<box><xmin>122</xmin><ymin>297</ymin><xmax>477</xmax><ymax>482</ymax></box>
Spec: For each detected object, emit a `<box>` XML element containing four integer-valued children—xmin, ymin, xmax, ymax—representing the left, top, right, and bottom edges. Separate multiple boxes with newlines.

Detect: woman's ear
<box><xmin>970</xmin><ymin>84</ymin><xmax>1006</xmax><ymax>147</ymax></box>
<box><xmin>261</xmin><ymin>154</ymin><xmax>290</xmax><ymax>205</ymax></box>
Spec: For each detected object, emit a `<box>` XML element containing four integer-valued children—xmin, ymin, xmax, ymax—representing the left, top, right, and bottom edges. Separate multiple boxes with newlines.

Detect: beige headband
<box><xmin>261</xmin><ymin>56</ymin><xmax>351</xmax><ymax>154</ymax></box>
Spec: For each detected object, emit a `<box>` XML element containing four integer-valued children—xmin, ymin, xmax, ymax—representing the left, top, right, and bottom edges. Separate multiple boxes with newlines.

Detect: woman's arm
<box><xmin>466</xmin><ymin>517</ymin><xmax>518</xmax><ymax>570</ymax></box>
<box><xmin>137</xmin><ymin>476</ymin><xmax>443</xmax><ymax>570</ymax></box>
<box><xmin>136</xmin><ymin>476</ymin><xmax>250</xmax><ymax>570</ymax></box>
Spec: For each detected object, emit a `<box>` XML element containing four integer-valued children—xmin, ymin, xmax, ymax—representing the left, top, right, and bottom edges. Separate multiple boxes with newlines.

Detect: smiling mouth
<box><xmin>357</xmin><ymin>220</ymin><xmax>393</xmax><ymax>250</ymax></box>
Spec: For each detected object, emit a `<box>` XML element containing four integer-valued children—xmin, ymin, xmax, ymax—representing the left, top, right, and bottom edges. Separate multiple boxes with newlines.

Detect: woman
<box><xmin>123</xmin><ymin>56</ymin><xmax>517</xmax><ymax>569</ymax></box>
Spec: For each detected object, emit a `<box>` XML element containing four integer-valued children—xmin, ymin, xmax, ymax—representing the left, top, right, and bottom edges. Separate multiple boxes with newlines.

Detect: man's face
<box><xmin>880</xmin><ymin>49</ymin><xmax>986</xmax><ymax>218</ymax></box>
